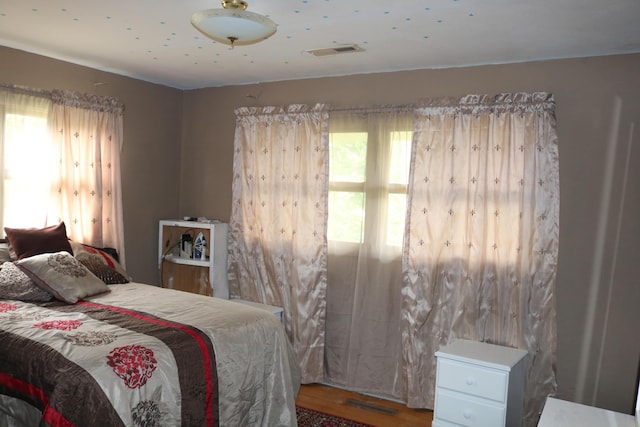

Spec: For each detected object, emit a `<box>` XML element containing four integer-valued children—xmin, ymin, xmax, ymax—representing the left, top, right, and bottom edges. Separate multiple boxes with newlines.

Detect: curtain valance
<box><xmin>51</xmin><ymin>89</ymin><xmax>124</xmax><ymax>115</ymax></box>
<box><xmin>416</xmin><ymin>92</ymin><xmax>555</xmax><ymax>116</ymax></box>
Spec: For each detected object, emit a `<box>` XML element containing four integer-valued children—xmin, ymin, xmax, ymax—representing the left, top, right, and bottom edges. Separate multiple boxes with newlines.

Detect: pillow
<box><xmin>0</xmin><ymin>241</ymin><xmax>13</xmax><ymax>264</ymax></box>
<box><xmin>17</xmin><ymin>251</ymin><xmax>110</xmax><ymax>304</ymax></box>
<box><xmin>69</xmin><ymin>241</ymin><xmax>130</xmax><ymax>281</ymax></box>
<box><xmin>0</xmin><ymin>262</ymin><xmax>53</xmax><ymax>302</ymax></box>
<box><xmin>4</xmin><ymin>223</ymin><xmax>73</xmax><ymax>260</ymax></box>
<box><xmin>76</xmin><ymin>253</ymin><xmax>129</xmax><ymax>284</ymax></box>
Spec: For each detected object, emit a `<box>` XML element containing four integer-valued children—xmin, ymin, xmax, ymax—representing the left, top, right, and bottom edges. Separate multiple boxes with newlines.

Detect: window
<box><xmin>328</xmin><ymin>131</ymin><xmax>367</xmax><ymax>243</ymax></box>
<box><xmin>1</xmin><ymin>98</ymin><xmax>52</xmax><ymax>230</ymax></box>
<box><xmin>327</xmin><ymin>113</ymin><xmax>412</xmax><ymax>247</ymax></box>
<box><xmin>0</xmin><ymin>87</ymin><xmax>125</xmax><ymax>257</ymax></box>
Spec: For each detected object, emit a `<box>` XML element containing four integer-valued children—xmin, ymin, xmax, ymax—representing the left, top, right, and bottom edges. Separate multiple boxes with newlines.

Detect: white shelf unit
<box><xmin>433</xmin><ymin>339</ymin><xmax>528</xmax><ymax>427</ymax></box>
<box><xmin>158</xmin><ymin>220</ymin><xmax>229</xmax><ymax>299</ymax></box>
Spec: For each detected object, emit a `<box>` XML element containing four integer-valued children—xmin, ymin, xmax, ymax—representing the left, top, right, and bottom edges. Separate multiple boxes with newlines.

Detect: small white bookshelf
<box><xmin>158</xmin><ymin>219</ymin><xmax>229</xmax><ymax>299</ymax></box>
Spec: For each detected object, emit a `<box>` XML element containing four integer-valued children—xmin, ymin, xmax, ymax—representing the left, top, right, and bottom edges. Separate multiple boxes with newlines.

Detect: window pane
<box><xmin>328</xmin><ymin>191</ymin><xmax>364</xmax><ymax>243</ymax></box>
<box><xmin>329</xmin><ymin>132</ymin><xmax>367</xmax><ymax>182</ymax></box>
<box><xmin>387</xmin><ymin>194</ymin><xmax>406</xmax><ymax>246</ymax></box>
<box><xmin>3</xmin><ymin>113</ymin><xmax>51</xmax><ymax>228</ymax></box>
<box><xmin>389</xmin><ymin>131</ymin><xmax>412</xmax><ymax>185</ymax></box>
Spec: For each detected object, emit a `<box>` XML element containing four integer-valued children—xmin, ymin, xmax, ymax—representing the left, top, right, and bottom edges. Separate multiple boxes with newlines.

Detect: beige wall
<box><xmin>1</xmin><ymin>44</ymin><xmax>639</xmax><ymax>414</ymax></box>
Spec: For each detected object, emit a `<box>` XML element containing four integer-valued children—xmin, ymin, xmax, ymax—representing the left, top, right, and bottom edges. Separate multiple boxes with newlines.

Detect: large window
<box><xmin>1</xmin><ymin>97</ymin><xmax>52</xmax><ymax>230</ymax></box>
<box><xmin>328</xmin><ymin>115</ymin><xmax>412</xmax><ymax>247</ymax></box>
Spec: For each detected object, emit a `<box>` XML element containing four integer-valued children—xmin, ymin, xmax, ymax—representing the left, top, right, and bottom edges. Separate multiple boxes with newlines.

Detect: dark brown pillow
<box><xmin>4</xmin><ymin>223</ymin><xmax>73</xmax><ymax>260</ymax></box>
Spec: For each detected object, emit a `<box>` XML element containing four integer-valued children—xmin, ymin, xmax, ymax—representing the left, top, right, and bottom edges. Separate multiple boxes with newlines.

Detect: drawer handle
<box><xmin>463</xmin><ymin>409</ymin><xmax>473</xmax><ymax>419</ymax></box>
<box><xmin>465</xmin><ymin>377</ymin><xmax>476</xmax><ymax>386</ymax></box>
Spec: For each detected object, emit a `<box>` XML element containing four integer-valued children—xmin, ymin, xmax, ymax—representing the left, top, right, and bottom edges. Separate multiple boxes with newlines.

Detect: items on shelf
<box><xmin>158</xmin><ymin>220</ymin><xmax>229</xmax><ymax>299</ymax></box>
<box><xmin>180</xmin><ymin>233</ymin><xmax>193</xmax><ymax>258</ymax></box>
<box><xmin>194</xmin><ymin>231</ymin><xmax>207</xmax><ymax>260</ymax></box>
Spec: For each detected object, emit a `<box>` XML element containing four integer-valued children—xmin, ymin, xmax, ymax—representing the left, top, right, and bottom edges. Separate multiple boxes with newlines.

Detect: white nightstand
<box><xmin>230</xmin><ymin>298</ymin><xmax>284</xmax><ymax>321</ymax></box>
<box><xmin>433</xmin><ymin>339</ymin><xmax>528</xmax><ymax>427</ymax></box>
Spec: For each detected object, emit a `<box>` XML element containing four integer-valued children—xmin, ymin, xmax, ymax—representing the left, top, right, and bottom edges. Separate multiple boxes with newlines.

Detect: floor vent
<box><xmin>345</xmin><ymin>399</ymin><xmax>398</xmax><ymax>416</ymax></box>
<box><xmin>304</xmin><ymin>44</ymin><xmax>364</xmax><ymax>57</ymax></box>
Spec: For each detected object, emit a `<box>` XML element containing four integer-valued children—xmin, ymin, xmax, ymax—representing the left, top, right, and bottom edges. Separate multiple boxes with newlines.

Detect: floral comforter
<box><xmin>0</xmin><ymin>283</ymin><xmax>300</xmax><ymax>426</ymax></box>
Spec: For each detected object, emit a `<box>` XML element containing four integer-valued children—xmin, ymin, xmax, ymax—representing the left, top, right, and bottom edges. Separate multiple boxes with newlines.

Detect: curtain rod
<box><xmin>328</xmin><ymin>104</ymin><xmax>415</xmax><ymax>114</ymax></box>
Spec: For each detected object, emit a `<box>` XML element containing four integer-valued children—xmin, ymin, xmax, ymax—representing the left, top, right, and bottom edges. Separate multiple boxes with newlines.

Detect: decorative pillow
<box><xmin>69</xmin><ymin>241</ymin><xmax>131</xmax><ymax>281</ymax></box>
<box><xmin>17</xmin><ymin>251</ymin><xmax>110</xmax><ymax>304</ymax></box>
<box><xmin>0</xmin><ymin>241</ymin><xmax>12</xmax><ymax>264</ymax></box>
<box><xmin>0</xmin><ymin>262</ymin><xmax>53</xmax><ymax>302</ymax></box>
<box><xmin>4</xmin><ymin>223</ymin><xmax>73</xmax><ymax>260</ymax></box>
<box><xmin>76</xmin><ymin>253</ymin><xmax>129</xmax><ymax>284</ymax></box>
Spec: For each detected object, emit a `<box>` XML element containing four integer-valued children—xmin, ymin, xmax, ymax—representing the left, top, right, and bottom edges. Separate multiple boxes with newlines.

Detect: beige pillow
<box><xmin>17</xmin><ymin>251</ymin><xmax>110</xmax><ymax>304</ymax></box>
<box><xmin>0</xmin><ymin>262</ymin><xmax>53</xmax><ymax>302</ymax></box>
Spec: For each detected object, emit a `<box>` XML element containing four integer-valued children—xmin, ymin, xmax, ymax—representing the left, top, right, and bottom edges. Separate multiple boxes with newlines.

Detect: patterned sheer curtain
<box><xmin>324</xmin><ymin>107</ymin><xmax>413</xmax><ymax>399</ymax></box>
<box><xmin>228</xmin><ymin>104</ymin><xmax>329</xmax><ymax>383</ymax></box>
<box><xmin>402</xmin><ymin>93</ymin><xmax>559</xmax><ymax>425</ymax></box>
<box><xmin>48</xmin><ymin>90</ymin><xmax>126</xmax><ymax>262</ymax></box>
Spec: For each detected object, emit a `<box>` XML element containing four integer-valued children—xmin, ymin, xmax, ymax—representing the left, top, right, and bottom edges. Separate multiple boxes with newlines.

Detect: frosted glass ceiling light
<box><xmin>191</xmin><ymin>0</ymin><xmax>277</xmax><ymax>47</ymax></box>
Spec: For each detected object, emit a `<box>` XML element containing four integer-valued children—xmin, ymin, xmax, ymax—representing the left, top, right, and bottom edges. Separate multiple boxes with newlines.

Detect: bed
<box><xmin>0</xmin><ymin>224</ymin><xmax>301</xmax><ymax>427</ymax></box>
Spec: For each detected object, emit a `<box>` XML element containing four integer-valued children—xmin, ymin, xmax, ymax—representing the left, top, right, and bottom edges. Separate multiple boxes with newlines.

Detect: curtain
<box><xmin>324</xmin><ymin>107</ymin><xmax>413</xmax><ymax>399</ymax></box>
<box><xmin>228</xmin><ymin>104</ymin><xmax>329</xmax><ymax>383</ymax></box>
<box><xmin>402</xmin><ymin>93</ymin><xmax>559</xmax><ymax>425</ymax></box>
<box><xmin>48</xmin><ymin>90</ymin><xmax>126</xmax><ymax>263</ymax></box>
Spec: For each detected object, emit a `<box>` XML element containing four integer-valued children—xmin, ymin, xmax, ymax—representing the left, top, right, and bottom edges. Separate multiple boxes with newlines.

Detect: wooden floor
<box><xmin>296</xmin><ymin>383</ymin><xmax>433</xmax><ymax>427</ymax></box>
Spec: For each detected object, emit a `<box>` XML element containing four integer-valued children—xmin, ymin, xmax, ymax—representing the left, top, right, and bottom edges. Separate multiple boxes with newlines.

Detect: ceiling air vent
<box><xmin>304</xmin><ymin>44</ymin><xmax>364</xmax><ymax>57</ymax></box>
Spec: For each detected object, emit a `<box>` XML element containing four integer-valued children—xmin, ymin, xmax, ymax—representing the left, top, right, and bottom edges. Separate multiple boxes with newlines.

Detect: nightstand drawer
<box><xmin>435</xmin><ymin>389</ymin><xmax>506</xmax><ymax>426</ymax></box>
<box><xmin>437</xmin><ymin>358</ymin><xmax>508</xmax><ymax>403</ymax></box>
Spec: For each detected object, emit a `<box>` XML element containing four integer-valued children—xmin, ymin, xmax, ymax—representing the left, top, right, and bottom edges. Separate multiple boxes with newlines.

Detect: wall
<box><xmin>181</xmin><ymin>54</ymin><xmax>640</xmax><ymax>413</ymax></box>
<box><xmin>0</xmin><ymin>45</ymin><xmax>184</xmax><ymax>285</ymax></box>
<box><xmin>1</xmin><ymin>44</ymin><xmax>639</xmax><ymax>414</ymax></box>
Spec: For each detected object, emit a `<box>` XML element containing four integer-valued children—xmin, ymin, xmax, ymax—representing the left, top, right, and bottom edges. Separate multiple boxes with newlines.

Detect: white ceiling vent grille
<box><xmin>304</xmin><ymin>44</ymin><xmax>364</xmax><ymax>57</ymax></box>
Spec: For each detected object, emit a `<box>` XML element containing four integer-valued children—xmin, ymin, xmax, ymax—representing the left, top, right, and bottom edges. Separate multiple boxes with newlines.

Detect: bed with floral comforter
<box><xmin>0</xmin><ymin>282</ymin><xmax>300</xmax><ymax>427</ymax></box>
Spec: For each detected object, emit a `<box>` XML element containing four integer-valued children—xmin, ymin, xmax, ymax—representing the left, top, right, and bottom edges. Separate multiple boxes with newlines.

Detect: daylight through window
<box><xmin>1</xmin><ymin>106</ymin><xmax>52</xmax><ymax>230</ymax></box>
<box><xmin>328</xmin><ymin>119</ymin><xmax>412</xmax><ymax>248</ymax></box>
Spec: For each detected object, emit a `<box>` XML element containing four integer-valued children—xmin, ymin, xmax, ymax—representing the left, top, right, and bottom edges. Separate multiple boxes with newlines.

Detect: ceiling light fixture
<box><xmin>191</xmin><ymin>0</ymin><xmax>277</xmax><ymax>48</ymax></box>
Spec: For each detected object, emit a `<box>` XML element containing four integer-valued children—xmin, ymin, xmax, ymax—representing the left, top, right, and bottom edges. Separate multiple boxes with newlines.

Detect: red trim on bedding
<box><xmin>0</xmin><ymin>373</ymin><xmax>47</xmax><ymax>406</ymax></box>
<box><xmin>0</xmin><ymin>373</ymin><xmax>74</xmax><ymax>427</ymax></box>
<box><xmin>77</xmin><ymin>301</ymin><xmax>215</xmax><ymax>427</ymax></box>
<box><xmin>43</xmin><ymin>406</ymin><xmax>75</xmax><ymax>427</ymax></box>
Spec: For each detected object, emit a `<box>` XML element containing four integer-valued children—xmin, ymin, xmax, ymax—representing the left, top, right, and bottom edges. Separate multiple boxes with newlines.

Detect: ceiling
<box><xmin>1</xmin><ymin>0</ymin><xmax>639</xmax><ymax>90</ymax></box>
